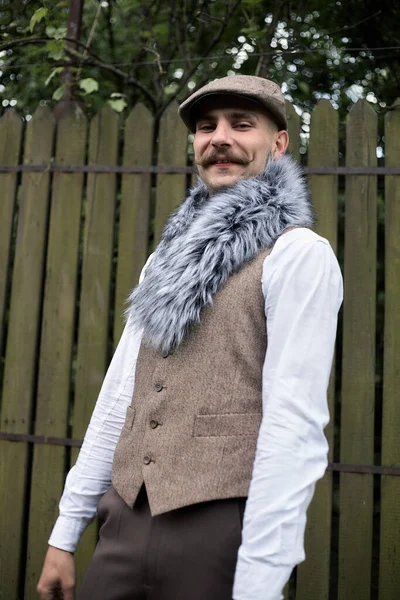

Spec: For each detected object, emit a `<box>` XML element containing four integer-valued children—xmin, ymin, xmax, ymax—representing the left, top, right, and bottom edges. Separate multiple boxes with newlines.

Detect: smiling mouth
<box><xmin>209</xmin><ymin>160</ymin><xmax>242</xmax><ymax>167</ymax></box>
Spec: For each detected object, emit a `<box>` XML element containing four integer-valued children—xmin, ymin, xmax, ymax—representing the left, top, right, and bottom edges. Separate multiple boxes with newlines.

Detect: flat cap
<box><xmin>179</xmin><ymin>75</ymin><xmax>287</xmax><ymax>132</ymax></box>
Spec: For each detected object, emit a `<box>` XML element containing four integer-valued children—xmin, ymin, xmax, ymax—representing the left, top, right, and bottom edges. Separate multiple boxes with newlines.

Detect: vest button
<box><xmin>154</xmin><ymin>382</ymin><xmax>163</xmax><ymax>392</ymax></box>
<box><xmin>143</xmin><ymin>455</ymin><xmax>152</xmax><ymax>465</ymax></box>
<box><xmin>149</xmin><ymin>419</ymin><xmax>159</xmax><ymax>429</ymax></box>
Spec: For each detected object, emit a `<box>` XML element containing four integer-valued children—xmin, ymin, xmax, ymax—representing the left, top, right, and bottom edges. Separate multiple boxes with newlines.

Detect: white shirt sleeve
<box><xmin>48</xmin><ymin>259</ymin><xmax>151</xmax><ymax>552</ymax></box>
<box><xmin>233</xmin><ymin>228</ymin><xmax>343</xmax><ymax>600</ymax></box>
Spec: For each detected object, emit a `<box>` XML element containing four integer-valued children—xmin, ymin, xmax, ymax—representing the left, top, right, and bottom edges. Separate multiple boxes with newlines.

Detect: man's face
<box><xmin>193</xmin><ymin>96</ymin><xmax>288</xmax><ymax>194</ymax></box>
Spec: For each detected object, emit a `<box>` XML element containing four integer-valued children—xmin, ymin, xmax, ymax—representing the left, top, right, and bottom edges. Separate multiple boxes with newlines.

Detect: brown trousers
<box><xmin>77</xmin><ymin>485</ymin><xmax>246</xmax><ymax>600</ymax></box>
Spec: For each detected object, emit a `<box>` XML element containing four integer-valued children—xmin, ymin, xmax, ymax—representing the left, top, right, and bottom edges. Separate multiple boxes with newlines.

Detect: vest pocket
<box><xmin>124</xmin><ymin>406</ymin><xmax>136</xmax><ymax>430</ymax></box>
<box><xmin>193</xmin><ymin>412</ymin><xmax>262</xmax><ymax>437</ymax></box>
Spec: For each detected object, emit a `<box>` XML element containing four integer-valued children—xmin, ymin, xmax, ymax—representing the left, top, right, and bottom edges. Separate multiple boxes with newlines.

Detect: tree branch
<box><xmin>75</xmin><ymin>0</ymin><xmax>102</xmax><ymax>81</ymax></box>
<box><xmin>378</xmin><ymin>101</ymin><xmax>400</xmax><ymax>114</ymax></box>
<box><xmin>106</xmin><ymin>1</ymin><xmax>116</xmax><ymax>63</ymax></box>
<box><xmin>0</xmin><ymin>35</ymin><xmax>103</xmax><ymax>63</ymax></box>
<box><xmin>329</xmin><ymin>10</ymin><xmax>383</xmax><ymax>35</ymax></box>
<box><xmin>255</xmin><ymin>1</ymin><xmax>288</xmax><ymax>78</ymax></box>
<box><xmin>65</xmin><ymin>47</ymin><xmax>157</xmax><ymax>111</ymax></box>
<box><xmin>85</xmin><ymin>1</ymin><xmax>102</xmax><ymax>52</ymax></box>
<box><xmin>156</xmin><ymin>0</ymin><xmax>242</xmax><ymax>118</ymax></box>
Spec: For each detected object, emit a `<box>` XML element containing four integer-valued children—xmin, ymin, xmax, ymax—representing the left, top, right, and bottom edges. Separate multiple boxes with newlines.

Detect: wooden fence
<box><xmin>0</xmin><ymin>98</ymin><xmax>399</xmax><ymax>600</ymax></box>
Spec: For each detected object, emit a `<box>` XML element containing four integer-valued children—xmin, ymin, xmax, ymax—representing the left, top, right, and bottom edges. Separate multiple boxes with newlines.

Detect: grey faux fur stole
<box><xmin>126</xmin><ymin>154</ymin><xmax>314</xmax><ymax>353</ymax></box>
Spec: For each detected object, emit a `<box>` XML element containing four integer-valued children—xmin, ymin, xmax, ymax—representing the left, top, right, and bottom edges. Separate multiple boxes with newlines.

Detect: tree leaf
<box><xmin>79</xmin><ymin>78</ymin><xmax>99</xmax><ymax>95</ymax></box>
<box><xmin>45</xmin><ymin>39</ymin><xmax>66</xmax><ymax>61</ymax></box>
<box><xmin>46</xmin><ymin>25</ymin><xmax>67</xmax><ymax>40</ymax></box>
<box><xmin>46</xmin><ymin>25</ymin><xmax>56</xmax><ymax>37</ymax></box>
<box><xmin>52</xmin><ymin>85</ymin><xmax>65</xmax><ymax>101</ymax></box>
<box><xmin>29</xmin><ymin>7</ymin><xmax>48</xmax><ymax>33</ymax></box>
<box><xmin>45</xmin><ymin>67</ymin><xmax>63</xmax><ymax>86</ymax></box>
<box><xmin>152</xmin><ymin>23</ymin><xmax>169</xmax><ymax>38</ymax></box>
<box><xmin>54</xmin><ymin>26</ymin><xmax>68</xmax><ymax>40</ymax></box>
<box><xmin>107</xmin><ymin>98</ymin><xmax>128</xmax><ymax>112</ymax></box>
<box><xmin>298</xmin><ymin>81</ymin><xmax>310</xmax><ymax>95</ymax></box>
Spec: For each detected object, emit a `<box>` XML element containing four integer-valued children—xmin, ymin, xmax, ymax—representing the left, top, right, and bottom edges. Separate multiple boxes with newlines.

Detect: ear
<box><xmin>273</xmin><ymin>130</ymin><xmax>289</xmax><ymax>158</ymax></box>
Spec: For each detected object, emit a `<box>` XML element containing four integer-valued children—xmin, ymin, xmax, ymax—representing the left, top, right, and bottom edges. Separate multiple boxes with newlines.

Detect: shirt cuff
<box><xmin>233</xmin><ymin>559</ymin><xmax>293</xmax><ymax>600</ymax></box>
<box><xmin>48</xmin><ymin>515</ymin><xmax>90</xmax><ymax>553</ymax></box>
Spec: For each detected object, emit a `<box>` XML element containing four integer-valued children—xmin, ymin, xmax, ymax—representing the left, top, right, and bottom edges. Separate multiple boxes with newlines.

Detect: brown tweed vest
<box><xmin>111</xmin><ymin>248</ymin><xmax>271</xmax><ymax>516</ymax></box>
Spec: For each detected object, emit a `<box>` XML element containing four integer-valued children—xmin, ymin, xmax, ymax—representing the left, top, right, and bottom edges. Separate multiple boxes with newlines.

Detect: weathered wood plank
<box><xmin>0</xmin><ymin>109</ymin><xmax>23</xmax><ymax>356</ymax></box>
<box><xmin>0</xmin><ymin>106</ymin><xmax>54</xmax><ymax>599</ymax></box>
<box><xmin>338</xmin><ymin>99</ymin><xmax>377</xmax><ymax>600</ymax></box>
<box><xmin>379</xmin><ymin>99</ymin><xmax>400</xmax><ymax>600</ymax></box>
<box><xmin>296</xmin><ymin>99</ymin><xmax>339</xmax><ymax>600</ymax></box>
<box><xmin>113</xmin><ymin>103</ymin><xmax>153</xmax><ymax>344</ymax></box>
<box><xmin>71</xmin><ymin>105</ymin><xmax>118</xmax><ymax>587</ymax></box>
<box><xmin>308</xmin><ymin>100</ymin><xmax>339</xmax><ymax>249</ymax></box>
<box><xmin>285</xmin><ymin>100</ymin><xmax>300</xmax><ymax>161</ymax></box>
<box><xmin>153</xmin><ymin>103</ymin><xmax>187</xmax><ymax>246</ymax></box>
<box><xmin>24</xmin><ymin>104</ymin><xmax>87</xmax><ymax>598</ymax></box>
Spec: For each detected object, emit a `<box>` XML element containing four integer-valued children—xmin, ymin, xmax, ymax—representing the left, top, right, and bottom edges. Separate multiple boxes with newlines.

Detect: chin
<box><xmin>208</xmin><ymin>174</ymin><xmax>241</xmax><ymax>192</ymax></box>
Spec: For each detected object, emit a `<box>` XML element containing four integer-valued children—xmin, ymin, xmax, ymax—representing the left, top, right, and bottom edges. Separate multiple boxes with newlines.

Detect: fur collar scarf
<box><xmin>127</xmin><ymin>154</ymin><xmax>314</xmax><ymax>353</ymax></box>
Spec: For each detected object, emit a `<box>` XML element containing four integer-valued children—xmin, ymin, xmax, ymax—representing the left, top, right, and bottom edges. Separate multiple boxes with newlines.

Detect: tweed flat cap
<box><xmin>179</xmin><ymin>75</ymin><xmax>287</xmax><ymax>132</ymax></box>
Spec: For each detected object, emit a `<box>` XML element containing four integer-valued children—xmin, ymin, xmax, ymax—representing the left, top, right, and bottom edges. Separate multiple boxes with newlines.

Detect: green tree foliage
<box><xmin>0</xmin><ymin>0</ymin><xmax>398</xmax><ymax>120</ymax></box>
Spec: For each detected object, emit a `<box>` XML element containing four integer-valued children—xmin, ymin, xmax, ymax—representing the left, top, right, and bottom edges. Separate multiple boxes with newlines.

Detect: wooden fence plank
<box><xmin>0</xmin><ymin>110</ymin><xmax>22</xmax><ymax>356</ymax></box>
<box><xmin>153</xmin><ymin>103</ymin><xmax>188</xmax><ymax>245</ymax></box>
<box><xmin>0</xmin><ymin>106</ymin><xmax>54</xmax><ymax>600</ymax></box>
<box><xmin>24</xmin><ymin>105</ymin><xmax>87</xmax><ymax>598</ymax></box>
<box><xmin>338</xmin><ymin>99</ymin><xmax>377</xmax><ymax>600</ymax></box>
<box><xmin>379</xmin><ymin>99</ymin><xmax>400</xmax><ymax>600</ymax></box>
<box><xmin>308</xmin><ymin>99</ymin><xmax>339</xmax><ymax>249</ymax></box>
<box><xmin>71</xmin><ymin>105</ymin><xmax>118</xmax><ymax>587</ymax></box>
<box><xmin>285</xmin><ymin>100</ymin><xmax>300</xmax><ymax>161</ymax></box>
<box><xmin>113</xmin><ymin>103</ymin><xmax>153</xmax><ymax>344</ymax></box>
<box><xmin>296</xmin><ymin>99</ymin><xmax>339</xmax><ymax>600</ymax></box>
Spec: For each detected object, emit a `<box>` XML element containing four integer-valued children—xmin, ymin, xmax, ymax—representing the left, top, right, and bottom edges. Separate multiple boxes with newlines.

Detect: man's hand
<box><xmin>37</xmin><ymin>546</ymin><xmax>76</xmax><ymax>600</ymax></box>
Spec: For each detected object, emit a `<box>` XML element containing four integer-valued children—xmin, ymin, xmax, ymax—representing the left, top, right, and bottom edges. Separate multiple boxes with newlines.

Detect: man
<box><xmin>38</xmin><ymin>75</ymin><xmax>343</xmax><ymax>600</ymax></box>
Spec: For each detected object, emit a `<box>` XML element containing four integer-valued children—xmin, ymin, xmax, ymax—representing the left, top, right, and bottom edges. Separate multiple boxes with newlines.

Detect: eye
<box><xmin>235</xmin><ymin>122</ymin><xmax>252</xmax><ymax>129</ymax></box>
<box><xmin>197</xmin><ymin>123</ymin><xmax>215</xmax><ymax>132</ymax></box>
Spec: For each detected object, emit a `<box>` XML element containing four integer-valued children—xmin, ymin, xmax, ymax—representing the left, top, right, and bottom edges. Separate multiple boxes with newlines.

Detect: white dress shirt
<box><xmin>49</xmin><ymin>227</ymin><xmax>343</xmax><ymax>600</ymax></box>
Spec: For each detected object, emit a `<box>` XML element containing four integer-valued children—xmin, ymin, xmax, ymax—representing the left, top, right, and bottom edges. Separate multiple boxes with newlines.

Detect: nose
<box><xmin>210</xmin><ymin>120</ymin><xmax>232</xmax><ymax>148</ymax></box>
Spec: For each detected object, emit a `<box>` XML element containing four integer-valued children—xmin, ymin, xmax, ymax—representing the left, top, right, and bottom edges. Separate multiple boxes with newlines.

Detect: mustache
<box><xmin>197</xmin><ymin>152</ymin><xmax>249</xmax><ymax>167</ymax></box>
